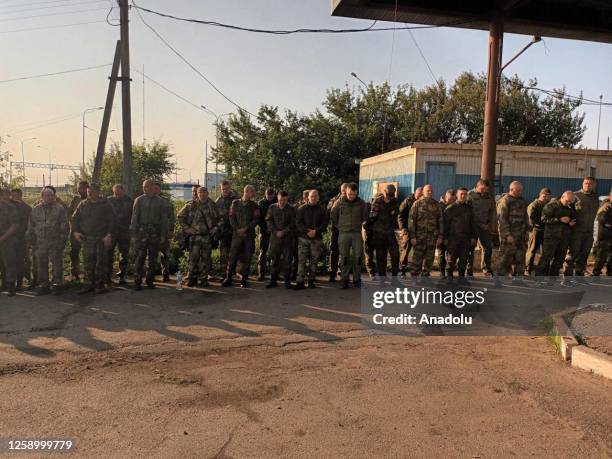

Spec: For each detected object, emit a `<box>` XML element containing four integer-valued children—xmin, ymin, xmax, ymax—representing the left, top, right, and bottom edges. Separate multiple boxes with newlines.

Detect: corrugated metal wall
<box><xmin>360</xmin><ymin>144</ymin><xmax>612</xmax><ymax>202</ymax></box>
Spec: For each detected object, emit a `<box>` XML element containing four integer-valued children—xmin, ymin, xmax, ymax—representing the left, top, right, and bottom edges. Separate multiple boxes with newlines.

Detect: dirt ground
<box><xmin>1</xmin><ymin>277</ymin><xmax>611</xmax><ymax>458</ymax></box>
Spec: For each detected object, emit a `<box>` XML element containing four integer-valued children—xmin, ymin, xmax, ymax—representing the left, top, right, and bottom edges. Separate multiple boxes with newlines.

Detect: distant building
<box><xmin>204</xmin><ymin>172</ymin><xmax>226</xmax><ymax>190</ymax></box>
<box><xmin>167</xmin><ymin>182</ymin><xmax>199</xmax><ymax>201</ymax></box>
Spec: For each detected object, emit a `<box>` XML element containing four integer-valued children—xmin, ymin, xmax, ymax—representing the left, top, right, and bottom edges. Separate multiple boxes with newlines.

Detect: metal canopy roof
<box><xmin>332</xmin><ymin>0</ymin><xmax>612</xmax><ymax>43</ymax></box>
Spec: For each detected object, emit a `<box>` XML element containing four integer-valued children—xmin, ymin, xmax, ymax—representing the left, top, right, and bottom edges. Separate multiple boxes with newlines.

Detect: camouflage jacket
<box><xmin>0</xmin><ymin>201</ymin><xmax>19</xmax><ymax>237</ymax></box>
<box><xmin>397</xmin><ymin>194</ymin><xmax>416</xmax><ymax>231</ymax></box>
<box><xmin>177</xmin><ymin>199</ymin><xmax>199</xmax><ymax>232</ymax></box>
<box><xmin>326</xmin><ymin>193</ymin><xmax>343</xmax><ymax>227</ymax></box>
<box><xmin>107</xmin><ymin>195</ymin><xmax>133</xmax><ymax>234</ymax></box>
<box><xmin>443</xmin><ymin>202</ymin><xmax>476</xmax><ymax>241</ymax></box>
<box><xmin>369</xmin><ymin>196</ymin><xmax>399</xmax><ymax>233</ymax></box>
<box><xmin>27</xmin><ymin>202</ymin><xmax>69</xmax><ymax>245</ymax></box>
<box><xmin>229</xmin><ymin>199</ymin><xmax>260</xmax><ymax>237</ymax></box>
<box><xmin>596</xmin><ymin>200</ymin><xmax>611</xmax><ymax>242</ymax></box>
<box><xmin>527</xmin><ymin>199</ymin><xmax>547</xmax><ymax>231</ymax></box>
<box><xmin>541</xmin><ymin>199</ymin><xmax>575</xmax><ymax>239</ymax></box>
<box><xmin>573</xmin><ymin>189</ymin><xmax>599</xmax><ymax>233</ymax></box>
<box><xmin>71</xmin><ymin>197</ymin><xmax>116</xmax><ymax>238</ymax></box>
<box><xmin>11</xmin><ymin>200</ymin><xmax>32</xmax><ymax>237</ymax></box>
<box><xmin>497</xmin><ymin>194</ymin><xmax>528</xmax><ymax>241</ymax></box>
<box><xmin>408</xmin><ymin>197</ymin><xmax>443</xmax><ymax>239</ymax></box>
<box><xmin>215</xmin><ymin>191</ymin><xmax>239</xmax><ymax>235</ymax></box>
<box><xmin>266</xmin><ymin>203</ymin><xmax>296</xmax><ymax>237</ymax></box>
<box><xmin>190</xmin><ymin>199</ymin><xmax>221</xmax><ymax>236</ymax></box>
<box><xmin>130</xmin><ymin>194</ymin><xmax>168</xmax><ymax>235</ymax></box>
<box><xmin>467</xmin><ymin>189</ymin><xmax>496</xmax><ymax>228</ymax></box>
<box><xmin>330</xmin><ymin>197</ymin><xmax>368</xmax><ymax>233</ymax></box>
<box><xmin>68</xmin><ymin>194</ymin><xmax>86</xmax><ymax>219</ymax></box>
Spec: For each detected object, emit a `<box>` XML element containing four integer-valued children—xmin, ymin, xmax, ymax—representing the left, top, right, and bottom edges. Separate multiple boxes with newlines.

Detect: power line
<box><xmin>0</xmin><ymin>0</ymin><xmax>96</xmax><ymax>9</ymax></box>
<box><xmin>408</xmin><ymin>29</ymin><xmax>438</xmax><ymax>84</ymax></box>
<box><xmin>132</xmin><ymin>3</ymin><xmax>469</xmax><ymax>35</ymax></box>
<box><xmin>0</xmin><ymin>0</ymin><xmax>106</xmax><ymax>16</ymax></box>
<box><xmin>4</xmin><ymin>111</ymin><xmax>84</xmax><ymax>130</ymax></box>
<box><xmin>0</xmin><ymin>19</ymin><xmax>104</xmax><ymax>34</ymax></box>
<box><xmin>133</xmin><ymin>2</ymin><xmax>255</xmax><ymax>117</ymax></box>
<box><xmin>5</xmin><ymin>113</ymin><xmax>83</xmax><ymax>135</ymax></box>
<box><xmin>131</xmin><ymin>67</ymin><xmax>206</xmax><ymax>112</ymax></box>
<box><xmin>0</xmin><ymin>63</ymin><xmax>110</xmax><ymax>84</ymax></box>
<box><xmin>0</xmin><ymin>6</ymin><xmax>108</xmax><ymax>22</ymax></box>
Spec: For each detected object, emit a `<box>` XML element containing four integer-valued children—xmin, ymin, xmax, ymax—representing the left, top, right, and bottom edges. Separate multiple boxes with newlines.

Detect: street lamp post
<box><xmin>7</xmin><ymin>135</ymin><xmax>37</xmax><ymax>186</ymax></box>
<box><xmin>82</xmin><ymin>107</ymin><xmax>104</xmax><ymax>170</ymax></box>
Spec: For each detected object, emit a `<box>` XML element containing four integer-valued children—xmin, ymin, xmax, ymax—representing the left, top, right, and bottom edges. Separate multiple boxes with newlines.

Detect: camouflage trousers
<box><xmin>14</xmin><ymin>234</ymin><xmax>28</xmax><ymax>284</ymax></box>
<box><xmin>133</xmin><ymin>231</ymin><xmax>161</xmax><ymax>285</ymax></box>
<box><xmin>329</xmin><ymin>226</ymin><xmax>340</xmax><ymax>275</ymax></box>
<box><xmin>593</xmin><ymin>240</ymin><xmax>612</xmax><ymax>276</ymax></box>
<box><xmin>525</xmin><ymin>229</ymin><xmax>544</xmax><ymax>274</ymax></box>
<box><xmin>564</xmin><ymin>231</ymin><xmax>593</xmax><ymax>276</ymax></box>
<box><xmin>35</xmin><ymin>240</ymin><xmax>65</xmax><ymax>288</ymax></box>
<box><xmin>83</xmin><ymin>236</ymin><xmax>108</xmax><ymax>285</ymax></box>
<box><xmin>297</xmin><ymin>237</ymin><xmax>323</xmax><ymax>283</ymax></box>
<box><xmin>399</xmin><ymin>232</ymin><xmax>412</xmax><ymax>271</ymax></box>
<box><xmin>362</xmin><ymin>228</ymin><xmax>376</xmax><ymax>276</ymax></box>
<box><xmin>446</xmin><ymin>238</ymin><xmax>471</xmax><ymax>276</ymax></box>
<box><xmin>496</xmin><ymin>238</ymin><xmax>526</xmax><ymax>277</ymax></box>
<box><xmin>70</xmin><ymin>235</ymin><xmax>82</xmax><ymax>277</ymax></box>
<box><xmin>159</xmin><ymin>239</ymin><xmax>170</xmax><ymax>277</ymax></box>
<box><xmin>107</xmin><ymin>234</ymin><xmax>130</xmax><ymax>281</ymax></box>
<box><xmin>257</xmin><ymin>232</ymin><xmax>270</xmax><ymax>277</ymax></box>
<box><xmin>339</xmin><ymin>231</ymin><xmax>363</xmax><ymax>282</ymax></box>
<box><xmin>467</xmin><ymin>227</ymin><xmax>493</xmax><ymax>274</ymax></box>
<box><xmin>536</xmin><ymin>235</ymin><xmax>569</xmax><ymax>277</ymax></box>
<box><xmin>269</xmin><ymin>235</ymin><xmax>294</xmax><ymax>280</ymax></box>
<box><xmin>410</xmin><ymin>236</ymin><xmax>437</xmax><ymax>276</ymax></box>
<box><xmin>373</xmin><ymin>230</ymin><xmax>399</xmax><ymax>277</ymax></box>
<box><xmin>0</xmin><ymin>237</ymin><xmax>17</xmax><ymax>285</ymax></box>
<box><xmin>188</xmin><ymin>235</ymin><xmax>213</xmax><ymax>281</ymax></box>
<box><xmin>218</xmin><ymin>233</ymin><xmax>233</xmax><ymax>275</ymax></box>
<box><xmin>226</xmin><ymin>235</ymin><xmax>255</xmax><ymax>278</ymax></box>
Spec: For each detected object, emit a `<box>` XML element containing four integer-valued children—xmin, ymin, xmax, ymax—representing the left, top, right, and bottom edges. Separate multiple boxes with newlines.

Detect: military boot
<box><xmin>34</xmin><ymin>286</ymin><xmax>51</xmax><ymax>296</ymax></box>
<box><xmin>294</xmin><ymin>281</ymin><xmax>305</xmax><ymax>290</ymax></box>
<box><xmin>266</xmin><ymin>275</ymin><xmax>278</xmax><ymax>288</ymax></box>
<box><xmin>7</xmin><ymin>284</ymin><xmax>16</xmax><ymax>297</ymax></box>
<box><xmin>284</xmin><ymin>279</ymin><xmax>292</xmax><ymax>289</ymax></box>
<box><xmin>221</xmin><ymin>277</ymin><xmax>233</xmax><ymax>287</ymax></box>
<box><xmin>307</xmin><ymin>279</ymin><xmax>316</xmax><ymax>289</ymax></box>
<box><xmin>240</xmin><ymin>276</ymin><xmax>249</xmax><ymax>288</ymax></box>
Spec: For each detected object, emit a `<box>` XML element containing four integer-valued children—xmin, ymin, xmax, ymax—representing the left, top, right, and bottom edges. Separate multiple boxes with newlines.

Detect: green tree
<box><xmin>80</xmin><ymin>140</ymin><xmax>176</xmax><ymax>196</ymax></box>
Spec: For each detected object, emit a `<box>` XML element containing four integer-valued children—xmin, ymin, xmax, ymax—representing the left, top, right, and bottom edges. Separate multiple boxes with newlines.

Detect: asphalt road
<box><xmin>1</xmin><ymin>276</ymin><xmax>611</xmax><ymax>457</ymax></box>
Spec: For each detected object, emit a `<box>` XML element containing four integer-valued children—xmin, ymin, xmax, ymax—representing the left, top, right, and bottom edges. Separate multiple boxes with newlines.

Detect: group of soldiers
<box><xmin>0</xmin><ymin>175</ymin><xmax>610</xmax><ymax>297</ymax></box>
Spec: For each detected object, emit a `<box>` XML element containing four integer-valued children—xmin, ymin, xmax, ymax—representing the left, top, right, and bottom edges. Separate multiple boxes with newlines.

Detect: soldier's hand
<box><xmin>506</xmin><ymin>235</ymin><xmax>514</xmax><ymax>244</ymax></box>
<box><xmin>569</xmin><ymin>220</ymin><xmax>576</xmax><ymax>227</ymax></box>
<box><xmin>307</xmin><ymin>229</ymin><xmax>316</xmax><ymax>238</ymax></box>
<box><xmin>73</xmin><ymin>232</ymin><xmax>84</xmax><ymax>242</ymax></box>
<box><xmin>276</xmin><ymin>230</ymin><xmax>284</xmax><ymax>238</ymax></box>
<box><xmin>238</xmin><ymin>228</ymin><xmax>247</xmax><ymax>236</ymax></box>
<box><xmin>401</xmin><ymin>229</ymin><xmax>408</xmax><ymax>237</ymax></box>
<box><xmin>560</xmin><ymin>216</ymin><xmax>571</xmax><ymax>224</ymax></box>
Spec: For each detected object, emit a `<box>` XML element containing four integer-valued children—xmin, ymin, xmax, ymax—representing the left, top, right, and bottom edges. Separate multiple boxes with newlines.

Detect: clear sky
<box><xmin>1</xmin><ymin>0</ymin><xmax>611</xmax><ymax>186</ymax></box>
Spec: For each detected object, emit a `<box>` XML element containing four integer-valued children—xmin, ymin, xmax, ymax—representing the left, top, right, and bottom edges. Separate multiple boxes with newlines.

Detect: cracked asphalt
<box><xmin>1</xmin><ymin>277</ymin><xmax>611</xmax><ymax>458</ymax></box>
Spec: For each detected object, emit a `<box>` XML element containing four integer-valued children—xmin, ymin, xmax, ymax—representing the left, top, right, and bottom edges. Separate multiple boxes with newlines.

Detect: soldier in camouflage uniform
<box><xmin>130</xmin><ymin>180</ymin><xmax>169</xmax><ymax>290</ymax></box>
<box><xmin>330</xmin><ymin>182</ymin><xmax>368</xmax><ymax>289</ymax></box>
<box><xmin>565</xmin><ymin>177</ymin><xmax>599</xmax><ymax>277</ymax></box>
<box><xmin>437</xmin><ymin>189</ymin><xmax>456</xmax><ymax>278</ymax></box>
<box><xmin>10</xmin><ymin>189</ymin><xmax>32</xmax><ymax>290</ymax></box>
<box><xmin>295</xmin><ymin>189</ymin><xmax>328</xmax><ymax>289</ymax></box>
<box><xmin>369</xmin><ymin>184</ymin><xmax>400</xmax><ymax>282</ymax></box>
<box><xmin>525</xmin><ymin>187</ymin><xmax>551</xmax><ymax>275</ymax></box>
<box><xmin>535</xmin><ymin>191</ymin><xmax>576</xmax><ymax>281</ymax></box>
<box><xmin>443</xmin><ymin>188</ymin><xmax>477</xmax><ymax>283</ymax></box>
<box><xmin>179</xmin><ymin>186</ymin><xmax>221</xmax><ymax>287</ymax></box>
<box><xmin>0</xmin><ymin>188</ymin><xmax>19</xmax><ymax>296</ymax></box>
<box><xmin>397</xmin><ymin>187</ymin><xmax>422</xmax><ymax>276</ymax></box>
<box><xmin>593</xmin><ymin>190</ymin><xmax>612</xmax><ymax>277</ymax></box>
<box><xmin>215</xmin><ymin>180</ymin><xmax>239</xmax><ymax>277</ymax></box>
<box><xmin>68</xmin><ymin>181</ymin><xmax>89</xmax><ymax>281</ymax></box>
<box><xmin>467</xmin><ymin>179</ymin><xmax>496</xmax><ymax>276</ymax></box>
<box><xmin>107</xmin><ymin>184</ymin><xmax>133</xmax><ymax>284</ymax></box>
<box><xmin>362</xmin><ymin>196</ymin><xmax>378</xmax><ymax>278</ymax></box>
<box><xmin>256</xmin><ymin>188</ymin><xmax>276</xmax><ymax>281</ymax></box>
<box><xmin>27</xmin><ymin>187</ymin><xmax>69</xmax><ymax>296</ymax></box>
<box><xmin>222</xmin><ymin>185</ymin><xmax>260</xmax><ymax>288</ymax></box>
<box><xmin>265</xmin><ymin>190</ymin><xmax>296</xmax><ymax>289</ymax></box>
<box><xmin>495</xmin><ymin>181</ymin><xmax>529</xmax><ymax>284</ymax></box>
<box><xmin>407</xmin><ymin>184</ymin><xmax>443</xmax><ymax>278</ymax></box>
<box><xmin>176</xmin><ymin>185</ymin><xmax>200</xmax><ymax>252</ymax></box>
<box><xmin>327</xmin><ymin>183</ymin><xmax>348</xmax><ymax>282</ymax></box>
<box><xmin>291</xmin><ymin>191</ymin><xmax>311</xmax><ymax>281</ymax></box>
<box><xmin>71</xmin><ymin>183</ymin><xmax>116</xmax><ymax>294</ymax></box>
<box><xmin>154</xmin><ymin>182</ymin><xmax>175</xmax><ymax>282</ymax></box>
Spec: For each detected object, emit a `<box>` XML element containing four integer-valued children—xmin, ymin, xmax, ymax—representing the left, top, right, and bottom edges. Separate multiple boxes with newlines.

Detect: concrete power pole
<box><xmin>118</xmin><ymin>0</ymin><xmax>133</xmax><ymax>195</ymax></box>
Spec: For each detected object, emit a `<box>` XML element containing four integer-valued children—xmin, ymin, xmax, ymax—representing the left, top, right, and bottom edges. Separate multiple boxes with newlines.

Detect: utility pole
<box><xmin>481</xmin><ymin>19</ymin><xmax>504</xmax><ymax>183</ymax></box>
<box><xmin>596</xmin><ymin>94</ymin><xmax>603</xmax><ymax>150</ymax></box>
<box><xmin>204</xmin><ymin>139</ymin><xmax>208</xmax><ymax>188</ymax></box>
<box><xmin>142</xmin><ymin>64</ymin><xmax>145</xmax><ymax>142</ymax></box>
<box><xmin>119</xmin><ymin>0</ymin><xmax>133</xmax><ymax>196</ymax></box>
